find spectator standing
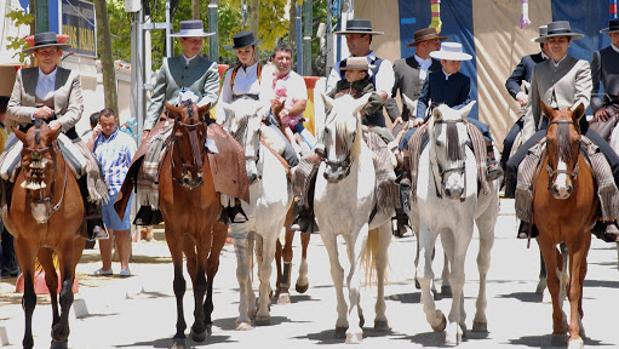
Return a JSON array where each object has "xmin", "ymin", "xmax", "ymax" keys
[{"xmin": 0, "ymin": 96, "xmax": 18, "ymax": 278}]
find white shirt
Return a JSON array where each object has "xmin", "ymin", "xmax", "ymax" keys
[
  {"xmin": 442, "ymin": 68, "xmax": 453, "ymax": 81},
  {"xmin": 552, "ymin": 55, "xmax": 568, "ymax": 68},
  {"xmin": 216, "ymin": 62, "xmax": 263, "ymax": 123},
  {"xmin": 183, "ymin": 54, "xmax": 197, "ymax": 65},
  {"xmin": 611, "ymin": 43, "xmax": 619, "ymax": 54},
  {"xmin": 414, "ymin": 55, "xmax": 432, "ymax": 80},
  {"xmin": 326, "ymin": 50, "xmax": 395, "ymax": 95},
  {"xmin": 35, "ymin": 68, "xmax": 57, "ymax": 101},
  {"xmin": 260, "ymin": 69, "xmax": 308, "ymax": 117}
]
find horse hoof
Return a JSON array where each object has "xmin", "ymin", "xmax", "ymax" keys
[
  {"xmin": 254, "ymin": 315, "xmax": 271, "ymax": 326},
  {"xmin": 190, "ymin": 328, "xmax": 207, "ymax": 342},
  {"xmin": 50, "ymin": 340, "xmax": 68, "ymax": 349},
  {"xmin": 441, "ymin": 285, "xmax": 452, "ymax": 298},
  {"xmin": 472, "ymin": 321, "xmax": 487, "ymax": 333},
  {"xmin": 431, "ymin": 311, "xmax": 447, "ymax": 333},
  {"xmin": 445, "ymin": 323, "xmax": 463, "ymax": 347},
  {"xmin": 374, "ymin": 320, "xmax": 390, "ymax": 332},
  {"xmin": 277, "ymin": 292, "xmax": 291, "ymax": 305},
  {"xmin": 345, "ymin": 331, "xmax": 363, "ymax": 344},
  {"xmin": 235, "ymin": 321, "xmax": 254, "ymax": 331},
  {"xmin": 170, "ymin": 338, "xmax": 186, "ymax": 349},
  {"xmin": 335, "ymin": 326, "xmax": 348, "ymax": 339},
  {"xmin": 295, "ymin": 282, "xmax": 309, "ymax": 294},
  {"xmin": 567, "ymin": 337, "xmax": 584, "ymax": 349},
  {"xmin": 551, "ymin": 334, "xmax": 567, "ymax": 346}
]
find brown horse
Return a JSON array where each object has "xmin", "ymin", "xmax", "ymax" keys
[
  {"xmin": 159, "ymin": 101, "xmax": 228, "ymax": 349},
  {"xmin": 533, "ymin": 102, "xmax": 597, "ymax": 349},
  {"xmin": 2, "ymin": 121, "xmax": 84, "ymax": 349},
  {"xmin": 274, "ymin": 207, "xmax": 311, "ymax": 303}
]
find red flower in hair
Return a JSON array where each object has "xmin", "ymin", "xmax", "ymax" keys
[
  {"xmin": 24, "ymin": 35, "xmax": 35, "ymax": 47},
  {"xmin": 57, "ymin": 34, "xmax": 70, "ymax": 44}
]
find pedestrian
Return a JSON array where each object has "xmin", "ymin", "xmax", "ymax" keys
[
  {"xmin": 0, "ymin": 95, "xmax": 19, "ymax": 278},
  {"xmin": 81, "ymin": 111, "xmax": 100, "ymax": 142},
  {"xmin": 89, "ymin": 108, "xmax": 137, "ymax": 277}
]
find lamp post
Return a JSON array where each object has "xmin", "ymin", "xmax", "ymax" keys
[
  {"xmin": 208, "ymin": 0, "xmax": 218, "ymax": 62},
  {"xmin": 35, "ymin": 0, "xmax": 49, "ymax": 32}
]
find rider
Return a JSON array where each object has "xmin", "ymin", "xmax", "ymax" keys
[
  {"xmin": 414, "ymin": 41, "xmax": 503, "ymax": 181},
  {"xmin": 506, "ymin": 20, "xmax": 619, "ymax": 242},
  {"xmin": 502, "ymin": 25, "xmax": 549, "ymax": 172},
  {"xmin": 589, "ymin": 18, "xmax": 619, "ymax": 141},
  {"xmin": 1, "ymin": 31, "xmax": 108, "ymax": 240}
]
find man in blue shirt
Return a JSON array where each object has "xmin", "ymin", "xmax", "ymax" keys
[{"xmin": 88, "ymin": 108, "xmax": 137, "ymax": 277}]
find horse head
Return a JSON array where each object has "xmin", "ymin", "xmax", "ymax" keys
[
  {"xmin": 320, "ymin": 93, "xmax": 370, "ymax": 183},
  {"xmin": 13, "ymin": 120, "xmax": 63, "ymax": 223},
  {"xmin": 428, "ymin": 102, "xmax": 475, "ymax": 200},
  {"xmin": 165, "ymin": 100, "xmax": 211, "ymax": 190},
  {"xmin": 542, "ymin": 101, "xmax": 584, "ymax": 200},
  {"xmin": 221, "ymin": 98, "xmax": 263, "ymax": 184}
]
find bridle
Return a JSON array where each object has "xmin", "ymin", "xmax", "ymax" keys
[
  {"xmin": 168, "ymin": 101, "xmax": 207, "ymax": 190},
  {"xmin": 430, "ymin": 118, "xmax": 468, "ymax": 201},
  {"xmin": 322, "ymin": 114, "xmax": 358, "ymax": 179},
  {"xmin": 544, "ymin": 119, "xmax": 581, "ymax": 190}
]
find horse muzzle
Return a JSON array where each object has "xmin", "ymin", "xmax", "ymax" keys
[
  {"xmin": 181, "ymin": 171, "xmax": 204, "ymax": 189},
  {"xmin": 550, "ymin": 182, "xmax": 573, "ymax": 200}
]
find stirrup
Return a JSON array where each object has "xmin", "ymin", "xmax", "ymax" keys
[{"xmin": 486, "ymin": 161, "xmax": 504, "ymax": 181}]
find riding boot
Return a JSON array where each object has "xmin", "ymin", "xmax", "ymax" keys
[
  {"xmin": 78, "ymin": 176, "xmax": 108, "ymax": 241},
  {"xmin": 486, "ymin": 142, "xmax": 503, "ymax": 181},
  {"xmin": 0, "ymin": 179, "xmax": 13, "ymax": 213},
  {"xmin": 395, "ymin": 173, "xmax": 411, "ymax": 230},
  {"xmin": 291, "ymin": 169, "xmax": 319, "ymax": 234},
  {"xmin": 227, "ymin": 199, "xmax": 248, "ymax": 224},
  {"xmin": 134, "ymin": 205, "xmax": 163, "ymax": 226},
  {"xmin": 517, "ymin": 221, "xmax": 539, "ymax": 239},
  {"xmin": 592, "ymin": 221, "xmax": 619, "ymax": 242}
]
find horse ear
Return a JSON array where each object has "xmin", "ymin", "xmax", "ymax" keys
[
  {"xmin": 321, "ymin": 93, "xmax": 334, "ymax": 110},
  {"xmin": 402, "ymin": 94, "xmax": 417, "ymax": 115},
  {"xmin": 353, "ymin": 93, "xmax": 372, "ymax": 115},
  {"xmin": 165, "ymin": 102, "xmax": 180, "ymax": 116},
  {"xmin": 540, "ymin": 101, "xmax": 555, "ymax": 120},
  {"xmin": 198, "ymin": 103, "xmax": 211, "ymax": 117},
  {"xmin": 432, "ymin": 105, "xmax": 443, "ymax": 120},
  {"xmin": 12, "ymin": 126, "xmax": 27, "ymax": 143},
  {"xmin": 459, "ymin": 101, "xmax": 476, "ymax": 119},
  {"xmin": 571, "ymin": 102, "xmax": 585, "ymax": 121}
]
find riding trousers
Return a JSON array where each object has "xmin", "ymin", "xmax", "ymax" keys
[
  {"xmin": 265, "ymin": 112, "xmax": 299, "ymax": 167},
  {"xmin": 398, "ymin": 117, "xmax": 493, "ymax": 151}
]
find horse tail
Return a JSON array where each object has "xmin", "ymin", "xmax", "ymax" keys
[{"xmin": 362, "ymin": 228, "xmax": 380, "ymax": 285}]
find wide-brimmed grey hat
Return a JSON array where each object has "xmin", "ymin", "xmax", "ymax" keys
[
  {"xmin": 340, "ymin": 57, "xmax": 375, "ymax": 71},
  {"xmin": 170, "ymin": 20, "xmax": 215, "ymax": 38},
  {"xmin": 23, "ymin": 32, "xmax": 71, "ymax": 53},
  {"xmin": 335, "ymin": 19, "xmax": 384, "ymax": 35},
  {"xmin": 429, "ymin": 42, "xmax": 472, "ymax": 61},
  {"xmin": 535, "ymin": 21, "xmax": 583, "ymax": 42},
  {"xmin": 601, "ymin": 18, "xmax": 619, "ymax": 34},
  {"xmin": 530, "ymin": 25, "xmax": 548, "ymax": 43}
]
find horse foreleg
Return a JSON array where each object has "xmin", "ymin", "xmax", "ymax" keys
[
  {"xmin": 204, "ymin": 222, "xmax": 227, "ymax": 331},
  {"xmin": 233, "ymin": 232, "xmax": 254, "ymax": 330},
  {"xmin": 51, "ymin": 242, "xmax": 78, "ymax": 347},
  {"xmin": 539, "ymin": 235, "xmax": 567, "ymax": 344},
  {"xmin": 440, "ymin": 250, "xmax": 452, "ymax": 297},
  {"xmin": 38, "ymin": 248, "xmax": 60, "ymax": 326},
  {"xmin": 14, "ymin": 239, "xmax": 37, "ymax": 349},
  {"xmin": 473, "ymin": 213, "xmax": 496, "ymax": 333},
  {"xmin": 343, "ymin": 224, "xmax": 369, "ymax": 344},
  {"xmin": 165, "ymin": 232, "xmax": 187, "ymax": 346},
  {"xmin": 373, "ymin": 224, "xmax": 391, "ymax": 332},
  {"xmin": 416, "ymin": 226, "xmax": 444, "ymax": 333},
  {"xmin": 444, "ymin": 228, "xmax": 470, "ymax": 346},
  {"xmin": 295, "ymin": 232, "xmax": 310, "ymax": 294},
  {"xmin": 566, "ymin": 235, "xmax": 590, "ymax": 349},
  {"xmin": 276, "ymin": 223, "xmax": 294, "ymax": 304},
  {"xmin": 187, "ymin": 235, "xmax": 208, "ymax": 342},
  {"xmin": 536, "ymin": 238, "xmax": 548, "ymax": 295},
  {"xmin": 255, "ymin": 233, "xmax": 276, "ymax": 325},
  {"xmin": 320, "ymin": 230, "xmax": 348, "ymax": 338}
]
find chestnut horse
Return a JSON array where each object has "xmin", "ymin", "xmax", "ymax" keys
[
  {"xmin": 533, "ymin": 102, "xmax": 597, "ymax": 349},
  {"xmin": 159, "ymin": 101, "xmax": 228, "ymax": 349},
  {"xmin": 2, "ymin": 121, "xmax": 84, "ymax": 349}
]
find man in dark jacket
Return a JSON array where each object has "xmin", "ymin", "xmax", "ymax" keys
[
  {"xmin": 589, "ymin": 18, "xmax": 619, "ymax": 142},
  {"xmin": 501, "ymin": 25, "xmax": 549, "ymax": 170}
]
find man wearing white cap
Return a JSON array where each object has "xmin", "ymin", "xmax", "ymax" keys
[
  {"xmin": 326, "ymin": 19, "xmax": 394, "ymax": 129},
  {"xmin": 415, "ymin": 41, "xmax": 503, "ymax": 180}
]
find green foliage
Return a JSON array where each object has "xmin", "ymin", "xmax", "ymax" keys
[{"xmin": 5, "ymin": 9, "xmax": 34, "ymax": 64}]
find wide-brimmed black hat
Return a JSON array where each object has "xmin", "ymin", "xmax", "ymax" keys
[
  {"xmin": 335, "ymin": 19, "xmax": 384, "ymax": 35},
  {"xmin": 601, "ymin": 18, "xmax": 619, "ymax": 34},
  {"xmin": 24, "ymin": 31, "xmax": 71, "ymax": 53},
  {"xmin": 407, "ymin": 27, "xmax": 448, "ymax": 47},
  {"xmin": 535, "ymin": 21, "xmax": 583, "ymax": 42},
  {"xmin": 231, "ymin": 32, "xmax": 260, "ymax": 49},
  {"xmin": 170, "ymin": 20, "xmax": 214, "ymax": 38}
]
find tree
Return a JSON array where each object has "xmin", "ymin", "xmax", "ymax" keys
[
  {"xmin": 94, "ymin": 0, "xmax": 118, "ymax": 116},
  {"xmin": 192, "ymin": 0, "xmax": 200, "ymax": 19}
]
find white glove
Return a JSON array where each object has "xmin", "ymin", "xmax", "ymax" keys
[{"xmin": 516, "ymin": 91, "xmax": 529, "ymax": 106}]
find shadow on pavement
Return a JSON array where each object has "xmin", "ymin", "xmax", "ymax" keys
[
  {"xmin": 584, "ymin": 279, "xmax": 619, "ymax": 288},
  {"xmin": 213, "ymin": 316, "xmax": 307, "ymax": 331},
  {"xmin": 508, "ymin": 334, "xmax": 612, "ymax": 348},
  {"xmin": 385, "ymin": 292, "xmax": 421, "ymax": 304},
  {"xmin": 292, "ymin": 326, "xmax": 394, "ymax": 345},
  {"xmin": 115, "ymin": 335, "xmax": 235, "ymax": 348},
  {"xmin": 497, "ymin": 291, "xmax": 543, "ymax": 303}
]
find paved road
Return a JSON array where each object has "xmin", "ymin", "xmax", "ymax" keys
[{"xmin": 1, "ymin": 199, "xmax": 618, "ymax": 348}]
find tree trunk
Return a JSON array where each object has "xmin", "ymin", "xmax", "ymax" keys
[
  {"xmin": 248, "ymin": 0, "xmax": 259, "ymax": 34},
  {"xmin": 94, "ymin": 0, "xmax": 118, "ymax": 119},
  {"xmin": 288, "ymin": 1, "xmax": 296, "ymax": 45},
  {"xmin": 192, "ymin": 0, "xmax": 200, "ymax": 19}
]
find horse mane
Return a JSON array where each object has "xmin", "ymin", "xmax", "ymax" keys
[
  {"xmin": 556, "ymin": 122, "xmax": 574, "ymax": 163},
  {"xmin": 331, "ymin": 96, "xmax": 361, "ymax": 161},
  {"xmin": 446, "ymin": 122, "xmax": 462, "ymax": 162}
]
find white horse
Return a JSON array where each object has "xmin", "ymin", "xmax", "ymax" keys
[
  {"xmin": 411, "ymin": 102, "xmax": 499, "ymax": 346},
  {"xmin": 314, "ymin": 94, "xmax": 393, "ymax": 344},
  {"xmin": 221, "ymin": 98, "xmax": 292, "ymax": 330}
]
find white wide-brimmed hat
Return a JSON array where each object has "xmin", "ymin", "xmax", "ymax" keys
[
  {"xmin": 429, "ymin": 42, "xmax": 472, "ymax": 61},
  {"xmin": 170, "ymin": 20, "xmax": 215, "ymax": 38}
]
